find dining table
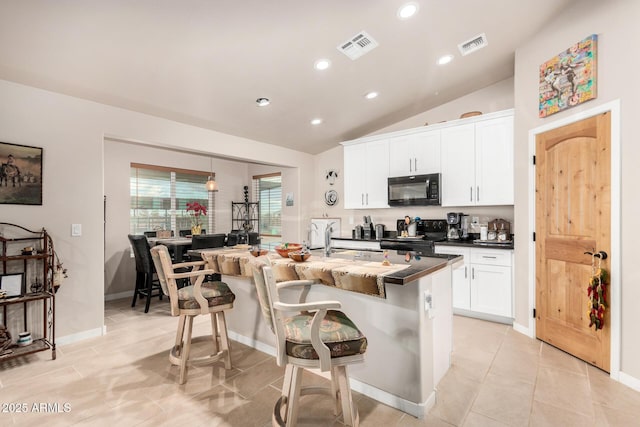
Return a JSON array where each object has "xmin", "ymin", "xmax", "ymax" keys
[{"xmin": 148, "ymin": 237, "xmax": 192, "ymax": 262}]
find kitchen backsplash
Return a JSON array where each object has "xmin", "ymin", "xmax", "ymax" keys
[{"xmin": 319, "ymin": 205, "xmax": 514, "ymax": 238}]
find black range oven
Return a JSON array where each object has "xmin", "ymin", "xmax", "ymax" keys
[{"xmin": 380, "ymin": 219, "xmax": 447, "ymax": 253}]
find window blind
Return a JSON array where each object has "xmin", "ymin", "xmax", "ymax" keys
[
  {"xmin": 130, "ymin": 164, "xmax": 214, "ymax": 235},
  {"xmin": 252, "ymin": 174, "xmax": 281, "ymax": 236}
]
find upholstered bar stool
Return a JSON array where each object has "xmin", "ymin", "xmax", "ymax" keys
[
  {"xmin": 250, "ymin": 256, "xmax": 367, "ymax": 426},
  {"xmin": 151, "ymin": 245, "xmax": 235, "ymax": 384}
]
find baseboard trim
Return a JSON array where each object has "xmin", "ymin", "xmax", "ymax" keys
[
  {"xmin": 228, "ymin": 328, "xmax": 432, "ymax": 418},
  {"xmin": 227, "ymin": 330, "xmax": 276, "ymax": 358},
  {"xmin": 104, "ymin": 291, "xmax": 134, "ymax": 301},
  {"xmin": 512, "ymin": 321, "xmax": 533, "ymax": 338},
  {"xmin": 56, "ymin": 326, "xmax": 106, "ymax": 346},
  {"xmin": 349, "ymin": 378, "xmax": 435, "ymax": 419},
  {"xmin": 619, "ymin": 371, "xmax": 640, "ymax": 392}
]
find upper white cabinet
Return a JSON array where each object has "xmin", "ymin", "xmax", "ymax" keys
[
  {"xmin": 343, "ymin": 139, "xmax": 389, "ymax": 209},
  {"xmin": 341, "ymin": 109, "xmax": 514, "ymax": 209},
  {"xmin": 441, "ymin": 113, "xmax": 514, "ymax": 207},
  {"xmin": 388, "ymin": 130, "xmax": 441, "ymax": 177}
]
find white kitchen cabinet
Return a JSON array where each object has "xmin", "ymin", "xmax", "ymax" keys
[
  {"xmin": 435, "ymin": 244, "xmax": 513, "ymax": 321},
  {"xmin": 441, "ymin": 113, "xmax": 514, "ymax": 207},
  {"xmin": 470, "ymin": 263, "xmax": 512, "ymax": 318},
  {"xmin": 433, "ymin": 246, "xmax": 471, "ymax": 310},
  {"xmin": 388, "ymin": 130, "xmax": 441, "ymax": 177},
  {"xmin": 343, "ymin": 139, "xmax": 389, "ymax": 209},
  {"xmin": 440, "ymin": 124, "xmax": 475, "ymax": 206}
]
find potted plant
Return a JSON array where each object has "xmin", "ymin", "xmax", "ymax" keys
[{"xmin": 186, "ymin": 201, "xmax": 207, "ymax": 235}]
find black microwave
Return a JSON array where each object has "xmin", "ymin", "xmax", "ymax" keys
[{"xmin": 387, "ymin": 173, "xmax": 441, "ymax": 206}]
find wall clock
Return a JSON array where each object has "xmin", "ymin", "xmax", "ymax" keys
[{"xmin": 324, "ymin": 189, "xmax": 338, "ymax": 206}]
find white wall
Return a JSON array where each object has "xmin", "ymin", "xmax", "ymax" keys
[
  {"xmin": 513, "ymin": 0, "xmax": 640, "ymax": 379},
  {"xmin": 312, "ymin": 79, "xmax": 516, "ymax": 238},
  {"xmin": 0, "ymin": 79, "xmax": 314, "ymax": 341},
  {"xmin": 369, "ymin": 78, "xmax": 514, "ymax": 135},
  {"xmin": 246, "ymin": 163, "xmax": 305, "ymax": 244},
  {"xmin": 104, "ymin": 139, "xmax": 252, "ymax": 297}
]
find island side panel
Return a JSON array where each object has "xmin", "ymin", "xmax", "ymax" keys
[{"xmin": 219, "ymin": 265, "xmax": 453, "ymax": 418}]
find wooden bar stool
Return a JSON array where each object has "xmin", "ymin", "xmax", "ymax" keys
[
  {"xmin": 151, "ymin": 245, "xmax": 235, "ymax": 384},
  {"xmin": 251, "ymin": 256, "xmax": 367, "ymax": 426}
]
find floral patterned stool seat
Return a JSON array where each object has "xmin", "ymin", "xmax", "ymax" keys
[
  {"xmin": 151, "ymin": 245, "xmax": 235, "ymax": 385},
  {"xmin": 251, "ymin": 256, "xmax": 367, "ymax": 427}
]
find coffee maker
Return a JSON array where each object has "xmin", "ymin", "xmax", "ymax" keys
[{"xmin": 446, "ymin": 212, "xmax": 464, "ymax": 240}]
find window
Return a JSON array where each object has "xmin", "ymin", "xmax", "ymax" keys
[
  {"xmin": 252, "ymin": 173, "xmax": 281, "ymax": 236},
  {"xmin": 130, "ymin": 163, "xmax": 214, "ymax": 235}
]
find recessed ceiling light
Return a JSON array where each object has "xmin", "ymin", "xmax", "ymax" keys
[
  {"xmin": 398, "ymin": 2, "xmax": 419, "ymax": 19},
  {"xmin": 365, "ymin": 91, "xmax": 379, "ymax": 100},
  {"xmin": 310, "ymin": 118, "xmax": 323, "ymax": 125},
  {"xmin": 437, "ymin": 54, "xmax": 454, "ymax": 65},
  {"xmin": 314, "ymin": 59, "xmax": 331, "ymax": 71},
  {"xmin": 256, "ymin": 97, "xmax": 270, "ymax": 107}
]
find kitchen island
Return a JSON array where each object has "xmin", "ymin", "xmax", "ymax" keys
[{"xmin": 190, "ymin": 247, "xmax": 462, "ymax": 418}]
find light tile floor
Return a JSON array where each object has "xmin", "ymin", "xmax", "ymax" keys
[{"xmin": 1, "ymin": 298, "xmax": 639, "ymax": 426}]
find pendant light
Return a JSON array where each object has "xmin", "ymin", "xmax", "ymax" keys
[{"xmin": 205, "ymin": 157, "xmax": 218, "ymax": 192}]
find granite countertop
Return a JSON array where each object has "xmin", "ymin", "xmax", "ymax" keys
[
  {"xmin": 191, "ymin": 247, "xmax": 461, "ymax": 289},
  {"xmin": 309, "ymin": 248, "xmax": 462, "ymax": 285},
  {"xmin": 435, "ymin": 239, "xmax": 514, "ymax": 250}
]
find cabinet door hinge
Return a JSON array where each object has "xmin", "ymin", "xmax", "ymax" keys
[
  {"xmin": 533, "ymin": 308, "xmax": 537, "ymax": 318},
  {"xmin": 533, "ymin": 232, "xmax": 536, "ymax": 242},
  {"xmin": 532, "ymin": 155, "xmax": 536, "ymax": 165}
]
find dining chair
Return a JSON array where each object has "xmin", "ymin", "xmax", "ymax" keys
[
  {"xmin": 250, "ymin": 256, "xmax": 367, "ymax": 426},
  {"xmin": 191, "ymin": 233, "xmax": 227, "ymax": 250},
  {"xmin": 247, "ymin": 232, "xmax": 261, "ymax": 245},
  {"xmin": 226, "ymin": 230, "xmax": 240, "ymax": 246},
  {"xmin": 128, "ymin": 234, "xmax": 163, "ymax": 313},
  {"xmin": 191, "ymin": 233, "xmax": 227, "ymax": 281},
  {"xmin": 150, "ymin": 245, "xmax": 235, "ymax": 384}
]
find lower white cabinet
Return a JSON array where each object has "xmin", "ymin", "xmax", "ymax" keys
[{"xmin": 435, "ymin": 245, "xmax": 513, "ymax": 320}]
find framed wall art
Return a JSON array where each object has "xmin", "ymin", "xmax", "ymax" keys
[
  {"xmin": 539, "ymin": 34, "xmax": 597, "ymax": 118},
  {"xmin": 0, "ymin": 141, "xmax": 43, "ymax": 205},
  {"xmin": 0, "ymin": 273, "xmax": 25, "ymax": 298}
]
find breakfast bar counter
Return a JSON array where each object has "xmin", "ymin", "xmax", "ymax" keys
[{"xmin": 188, "ymin": 247, "xmax": 462, "ymax": 418}]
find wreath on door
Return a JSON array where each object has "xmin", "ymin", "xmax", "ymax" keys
[{"xmin": 586, "ymin": 253, "xmax": 608, "ymax": 330}]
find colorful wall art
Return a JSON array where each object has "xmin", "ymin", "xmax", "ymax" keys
[{"xmin": 539, "ymin": 34, "xmax": 597, "ymax": 118}]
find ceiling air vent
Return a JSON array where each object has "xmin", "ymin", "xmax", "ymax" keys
[
  {"xmin": 458, "ymin": 33, "xmax": 488, "ymax": 56},
  {"xmin": 337, "ymin": 31, "xmax": 379, "ymax": 60}
]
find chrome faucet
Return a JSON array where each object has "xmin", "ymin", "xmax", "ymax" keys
[
  {"xmin": 308, "ymin": 222, "xmax": 318, "ymax": 247},
  {"xmin": 325, "ymin": 221, "xmax": 336, "ymax": 257}
]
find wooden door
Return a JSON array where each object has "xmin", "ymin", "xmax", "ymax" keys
[{"xmin": 535, "ymin": 112, "xmax": 611, "ymax": 371}]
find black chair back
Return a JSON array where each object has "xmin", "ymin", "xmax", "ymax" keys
[
  {"xmin": 226, "ymin": 231, "xmax": 239, "ymax": 246},
  {"xmin": 192, "ymin": 233, "xmax": 227, "ymax": 250},
  {"xmin": 128, "ymin": 234, "xmax": 155, "ymax": 274},
  {"xmin": 248, "ymin": 232, "xmax": 260, "ymax": 245}
]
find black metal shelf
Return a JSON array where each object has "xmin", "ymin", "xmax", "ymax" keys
[
  {"xmin": 0, "ymin": 223, "xmax": 56, "ymax": 361},
  {"xmin": 231, "ymin": 202, "xmax": 259, "ymax": 233}
]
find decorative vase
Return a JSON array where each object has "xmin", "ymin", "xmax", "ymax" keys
[{"xmin": 191, "ymin": 224, "xmax": 202, "ymax": 236}]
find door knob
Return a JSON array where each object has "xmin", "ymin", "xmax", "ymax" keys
[{"xmin": 584, "ymin": 250, "xmax": 608, "ymax": 260}]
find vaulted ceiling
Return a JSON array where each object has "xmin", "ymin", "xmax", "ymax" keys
[{"xmin": 0, "ymin": 0, "xmax": 575, "ymax": 154}]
